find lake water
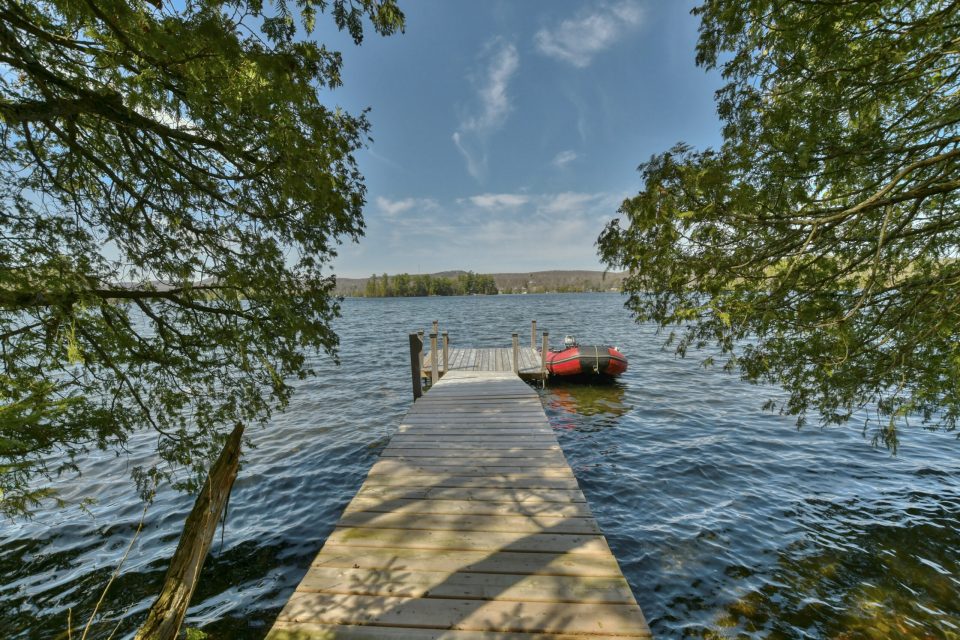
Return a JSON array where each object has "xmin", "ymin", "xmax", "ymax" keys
[{"xmin": 2, "ymin": 293, "xmax": 959, "ymax": 639}]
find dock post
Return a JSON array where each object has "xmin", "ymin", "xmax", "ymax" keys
[
  {"xmin": 540, "ymin": 331, "xmax": 549, "ymax": 387},
  {"xmin": 531, "ymin": 320, "xmax": 537, "ymax": 348},
  {"xmin": 408, "ymin": 333, "xmax": 422, "ymax": 400},
  {"xmin": 442, "ymin": 331, "xmax": 449, "ymax": 378},
  {"xmin": 430, "ymin": 332, "xmax": 439, "ymax": 386},
  {"xmin": 512, "ymin": 333, "xmax": 520, "ymax": 373},
  {"xmin": 432, "ymin": 320, "xmax": 439, "ymax": 335},
  {"xmin": 417, "ymin": 330, "xmax": 424, "ymax": 371}
]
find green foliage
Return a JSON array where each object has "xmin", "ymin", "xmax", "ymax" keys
[
  {"xmin": 351, "ymin": 271, "xmax": 499, "ymax": 297},
  {"xmin": 598, "ymin": 0, "xmax": 960, "ymax": 447},
  {"xmin": 0, "ymin": 0, "xmax": 403, "ymax": 517}
]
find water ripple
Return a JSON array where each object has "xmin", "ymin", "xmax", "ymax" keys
[{"xmin": 2, "ymin": 294, "xmax": 959, "ymax": 638}]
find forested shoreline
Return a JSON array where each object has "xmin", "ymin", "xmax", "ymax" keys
[
  {"xmin": 337, "ymin": 270, "xmax": 625, "ymax": 297},
  {"xmin": 354, "ymin": 272, "xmax": 498, "ymax": 297}
]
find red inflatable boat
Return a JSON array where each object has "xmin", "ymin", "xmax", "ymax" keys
[{"xmin": 545, "ymin": 337, "xmax": 628, "ymax": 378}]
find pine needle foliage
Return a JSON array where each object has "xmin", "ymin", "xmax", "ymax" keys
[
  {"xmin": 0, "ymin": 0, "xmax": 404, "ymax": 517},
  {"xmin": 598, "ymin": 1, "xmax": 960, "ymax": 448}
]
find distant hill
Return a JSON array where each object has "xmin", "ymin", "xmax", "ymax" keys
[{"xmin": 335, "ymin": 270, "xmax": 626, "ymax": 296}]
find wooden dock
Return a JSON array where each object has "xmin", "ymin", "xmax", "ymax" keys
[
  {"xmin": 267, "ymin": 364, "xmax": 650, "ymax": 638},
  {"xmin": 421, "ymin": 347, "xmax": 544, "ymax": 379},
  {"xmin": 415, "ymin": 321, "xmax": 552, "ymax": 387}
]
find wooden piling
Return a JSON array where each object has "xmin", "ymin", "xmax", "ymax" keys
[
  {"xmin": 512, "ymin": 333, "xmax": 520, "ymax": 373},
  {"xmin": 408, "ymin": 333, "xmax": 422, "ymax": 400},
  {"xmin": 430, "ymin": 332, "xmax": 439, "ymax": 386},
  {"xmin": 418, "ymin": 329, "xmax": 425, "ymax": 371},
  {"xmin": 541, "ymin": 331, "xmax": 549, "ymax": 385},
  {"xmin": 531, "ymin": 320, "xmax": 537, "ymax": 348},
  {"xmin": 442, "ymin": 332, "xmax": 449, "ymax": 378}
]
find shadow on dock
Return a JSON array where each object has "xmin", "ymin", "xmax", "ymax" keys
[{"xmin": 266, "ymin": 366, "xmax": 649, "ymax": 638}]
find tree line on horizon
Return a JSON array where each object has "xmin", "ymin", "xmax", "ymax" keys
[
  {"xmin": 359, "ymin": 271, "xmax": 498, "ymax": 297},
  {"xmin": 340, "ymin": 271, "xmax": 623, "ymax": 297}
]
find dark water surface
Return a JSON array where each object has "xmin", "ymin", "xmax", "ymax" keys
[{"xmin": 2, "ymin": 294, "xmax": 959, "ymax": 639}]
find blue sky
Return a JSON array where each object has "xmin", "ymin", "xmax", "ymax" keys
[{"xmin": 321, "ymin": 1, "xmax": 723, "ymax": 277}]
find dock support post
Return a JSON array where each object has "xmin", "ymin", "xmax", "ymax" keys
[
  {"xmin": 540, "ymin": 331, "xmax": 549, "ymax": 387},
  {"xmin": 512, "ymin": 333, "xmax": 519, "ymax": 373},
  {"xmin": 432, "ymin": 320, "xmax": 439, "ymax": 335},
  {"xmin": 430, "ymin": 332, "xmax": 439, "ymax": 386},
  {"xmin": 531, "ymin": 320, "xmax": 537, "ymax": 348},
  {"xmin": 408, "ymin": 333, "xmax": 422, "ymax": 400},
  {"xmin": 418, "ymin": 330, "xmax": 424, "ymax": 371},
  {"xmin": 442, "ymin": 331, "xmax": 449, "ymax": 378}
]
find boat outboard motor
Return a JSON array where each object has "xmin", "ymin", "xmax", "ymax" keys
[{"xmin": 563, "ymin": 335, "xmax": 578, "ymax": 349}]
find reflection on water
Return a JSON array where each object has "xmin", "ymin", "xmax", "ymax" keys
[
  {"xmin": 1, "ymin": 294, "xmax": 959, "ymax": 639},
  {"xmin": 711, "ymin": 491, "xmax": 960, "ymax": 639},
  {"xmin": 539, "ymin": 334, "xmax": 960, "ymax": 639},
  {"xmin": 545, "ymin": 380, "xmax": 630, "ymax": 419},
  {"xmin": 717, "ymin": 494, "xmax": 960, "ymax": 638}
]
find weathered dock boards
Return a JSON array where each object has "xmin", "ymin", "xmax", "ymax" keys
[
  {"xmin": 267, "ymin": 370, "xmax": 650, "ymax": 639},
  {"xmin": 422, "ymin": 347, "xmax": 543, "ymax": 379}
]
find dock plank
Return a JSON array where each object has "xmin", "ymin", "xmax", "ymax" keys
[
  {"xmin": 395, "ymin": 429, "xmax": 556, "ymax": 437},
  {"xmin": 355, "ymin": 485, "xmax": 587, "ymax": 502},
  {"xmin": 277, "ymin": 593, "xmax": 649, "ymax": 635},
  {"xmin": 268, "ymin": 370, "xmax": 649, "ymax": 639},
  {"xmin": 336, "ymin": 512, "xmax": 600, "ymax": 534},
  {"xmin": 361, "ymin": 474, "xmax": 579, "ymax": 488},
  {"xmin": 344, "ymin": 496, "xmax": 592, "ymax": 518},
  {"xmin": 368, "ymin": 461, "xmax": 574, "ymax": 476},
  {"xmin": 384, "ymin": 440, "xmax": 560, "ymax": 449},
  {"xmin": 293, "ymin": 566, "xmax": 632, "ymax": 602},
  {"xmin": 268, "ymin": 622, "xmax": 641, "ymax": 640},
  {"xmin": 401, "ymin": 416, "xmax": 550, "ymax": 423},
  {"xmin": 385, "ymin": 440, "xmax": 559, "ymax": 449},
  {"xmin": 312, "ymin": 546, "xmax": 625, "ymax": 577}
]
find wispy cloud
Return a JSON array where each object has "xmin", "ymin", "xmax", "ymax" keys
[
  {"xmin": 450, "ymin": 191, "xmax": 623, "ymax": 270},
  {"xmin": 539, "ymin": 191, "xmax": 606, "ymax": 215},
  {"xmin": 551, "ymin": 150, "xmax": 578, "ymax": 168},
  {"xmin": 470, "ymin": 193, "xmax": 530, "ymax": 210},
  {"xmin": 534, "ymin": 1, "xmax": 643, "ymax": 68},
  {"xmin": 366, "ymin": 148, "xmax": 403, "ymax": 170},
  {"xmin": 375, "ymin": 196, "xmax": 438, "ymax": 218},
  {"xmin": 339, "ymin": 190, "xmax": 627, "ymax": 274},
  {"xmin": 453, "ymin": 38, "xmax": 520, "ymax": 181}
]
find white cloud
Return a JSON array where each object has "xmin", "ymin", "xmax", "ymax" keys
[
  {"xmin": 451, "ymin": 132, "xmax": 484, "ymax": 182},
  {"xmin": 551, "ymin": 150, "xmax": 578, "ymax": 168},
  {"xmin": 375, "ymin": 196, "xmax": 437, "ymax": 218},
  {"xmin": 538, "ymin": 192, "xmax": 611, "ymax": 216},
  {"xmin": 451, "ymin": 191, "xmax": 619, "ymax": 269},
  {"xmin": 463, "ymin": 41, "xmax": 519, "ymax": 134},
  {"xmin": 336, "ymin": 190, "xmax": 628, "ymax": 275},
  {"xmin": 470, "ymin": 193, "xmax": 530, "ymax": 210},
  {"xmin": 534, "ymin": 1, "xmax": 643, "ymax": 68},
  {"xmin": 453, "ymin": 38, "xmax": 520, "ymax": 181},
  {"xmin": 366, "ymin": 148, "xmax": 402, "ymax": 169}
]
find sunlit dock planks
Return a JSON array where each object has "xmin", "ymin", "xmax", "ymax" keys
[
  {"xmin": 267, "ymin": 370, "xmax": 650, "ymax": 639},
  {"xmin": 421, "ymin": 347, "xmax": 544, "ymax": 379},
  {"xmin": 414, "ymin": 320, "xmax": 552, "ymax": 387}
]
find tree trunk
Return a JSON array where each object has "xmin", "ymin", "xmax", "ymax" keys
[{"xmin": 135, "ymin": 423, "xmax": 244, "ymax": 640}]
